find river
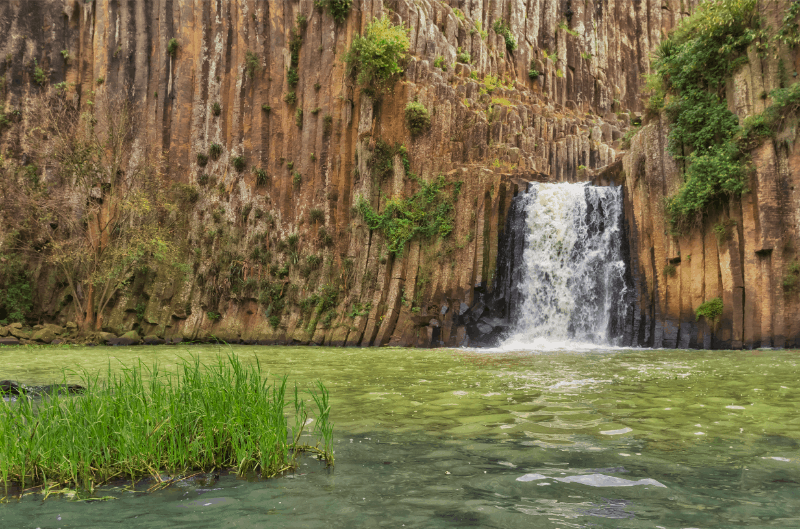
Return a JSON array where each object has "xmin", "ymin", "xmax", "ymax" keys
[{"xmin": 1, "ymin": 344, "xmax": 798, "ymax": 528}]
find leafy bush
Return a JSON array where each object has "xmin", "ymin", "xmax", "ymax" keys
[
  {"xmin": 323, "ymin": 114, "xmax": 333, "ymax": 134},
  {"xmin": 167, "ymin": 38, "xmax": 179, "ymax": 57},
  {"xmin": 434, "ymin": 56, "xmax": 448, "ymax": 71},
  {"xmin": 405, "ymin": 100, "xmax": 431, "ymax": 136},
  {"xmin": 295, "ymin": 108, "xmax": 303, "ymax": 128},
  {"xmin": 309, "ymin": 208, "xmax": 325, "ymax": 224},
  {"xmin": 212, "ymin": 102, "xmax": 222, "ymax": 116},
  {"xmin": 457, "ymin": 50, "xmax": 471, "ymax": 64},
  {"xmin": 493, "ymin": 20, "xmax": 517, "ymax": 52},
  {"xmin": 196, "ymin": 153, "xmax": 209, "ymax": 167},
  {"xmin": 528, "ymin": 62, "xmax": 540, "ymax": 80},
  {"xmin": 284, "ymin": 91, "xmax": 297, "ymax": 105},
  {"xmin": 318, "ymin": 0, "xmax": 352, "ymax": 23},
  {"xmin": 292, "ymin": 171, "xmax": 302, "ymax": 187},
  {"xmin": 344, "ymin": 15, "xmax": 410, "ymax": 94},
  {"xmin": 262, "ymin": 104, "xmax": 271, "ymax": 113},
  {"xmin": 287, "ymin": 67, "xmax": 299, "ymax": 87},
  {"xmin": 695, "ymin": 297, "xmax": 723, "ymax": 322},
  {"xmin": 663, "ymin": 263, "xmax": 677, "ymax": 277}
]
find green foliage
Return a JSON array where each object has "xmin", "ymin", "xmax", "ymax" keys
[
  {"xmin": 777, "ymin": 0, "xmax": 800, "ymax": 48},
  {"xmin": 287, "ymin": 161, "xmax": 294, "ymax": 170},
  {"xmin": 653, "ymin": 0, "xmax": 760, "ymax": 230},
  {"xmin": 344, "ymin": 15, "xmax": 410, "ymax": 94},
  {"xmin": 695, "ymin": 297, "xmax": 723, "ymax": 322},
  {"xmin": 287, "ymin": 67, "xmax": 299, "ymax": 87},
  {"xmin": 295, "ymin": 108, "xmax": 303, "ymax": 128},
  {"xmin": 173, "ymin": 183, "xmax": 200, "ymax": 204},
  {"xmin": 493, "ymin": 19, "xmax": 517, "ymax": 52},
  {"xmin": 262, "ymin": 104, "xmax": 271, "ymax": 113},
  {"xmin": 296, "ymin": 13, "xmax": 308, "ymax": 31},
  {"xmin": 434, "ymin": 56, "xmax": 448, "ymax": 71},
  {"xmin": 292, "ymin": 171, "xmax": 302, "ymax": 187},
  {"xmin": 369, "ymin": 140, "xmax": 411, "ymax": 181},
  {"xmin": 0, "ymin": 356, "xmax": 333, "ymax": 491},
  {"xmin": 289, "ymin": 27, "xmax": 303, "ymax": 68},
  {"xmin": 198, "ymin": 173, "xmax": 209, "ymax": 186},
  {"xmin": 783, "ymin": 260, "xmax": 800, "ymax": 292},
  {"xmin": 284, "ymin": 91, "xmax": 298, "ymax": 105},
  {"xmin": 0, "ymin": 252, "xmax": 33, "ymax": 324},
  {"xmin": 528, "ymin": 62, "xmax": 540, "ymax": 80},
  {"xmin": 318, "ymin": 0, "xmax": 352, "ymax": 23},
  {"xmin": 207, "ymin": 311, "xmax": 221, "ymax": 321},
  {"xmin": 311, "ymin": 107, "xmax": 321, "ymax": 115},
  {"xmin": 453, "ymin": 8, "xmax": 465, "ymax": 21},
  {"xmin": 323, "ymin": 114, "xmax": 333, "ymax": 134},
  {"xmin": 309, "ymin": 208, "xmax": 325, "ymax": 224},
  {"xmin": 209, "ymin": 143, "xmax": 223, "ymax": 160},
  {"xmin": 318, "ymin": 227, "xmax": 334, "ymax": 246},
  {"xmin": 32, "ymin": 59, "xmax": 47, "ymax": 86},
  {"xmin": 254, "ymin": 167, "xmax": 268, "ymax": 186},
  {"xmin": 269, "ymin": 314, "xmax": 281, "ymax": 328},
  {"xmin": 196, "ymin": 152, "xmax": 209, "ymax": 167},
  {"xmin": 167, "ymin": 38, "xmax": 179, "ymax": 57},
  {"xmin": 663, "ymin": 263, "xmax": 677, "ymax": 277},
  {"xmin": 306, "ymin": 255, "xmax": 322, "ymax": 270},
  {"xmin": 231, "ymin": 155, "xmax": 246, "ymax": 172},
  {"xmin": 557, "ymin": 21, "xmax": 579, "ymax": 38},
  {"xmin": 457, "ymin": 50, "xmax": 472, "ymax": 64},
  {"xmin": 347, "ymin": 302, "xmax": 371, "ymax": 318},
  {"xmin": 212, "ymin": 102, "xmax": 221, "ymax": 116},
  {"xmin": 580, "ymin": 51, "xmax": 592, "ymax": 60},
  {"xmin": 620, "ymin": 124, "xmax": 641, "ymax": 150},
  {"xmin": 134, "ymin": 302, "xmax": 146, "ymax": 322},
  {"xmin": 356, "ymin": 174, "xmax": 459, "ymax": 256},
  {"xmin": 405, "ymin": 100, "xmax": 431, "ymax": 136},
  {"xmin": 245, "ymin": 50, "xmax": 260, "ymax": 78}
]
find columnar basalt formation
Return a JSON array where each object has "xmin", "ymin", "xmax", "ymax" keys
[{"xmin": 5, "ymin": 0, "xmax": 796, "ymax": 349}]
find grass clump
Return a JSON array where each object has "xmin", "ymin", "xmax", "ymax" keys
[
  {"xmin": 528, "ymin": 62, "xmax": 540, "ymax": 80},
  {"xmin": 309, "ymin": 208, "xmax": 325, "ymax": 224},
  {"xmin": 167, "ymin": 38, "xmax": 179, "ymax": 57},
  {"xmin": 434, "ymin": 56, "xmax": 448, "ymax": 71},
  {"xmin": 323, "ymin": 114, "xmax": 333, "ymax": 134},
  {"xmin": 196, "ymin": 152, "xmax": 209, "ymax": 167},
  {"xmin": 262, "ymin": 104, "xmax": 271, "ymax": 113},
  {"xmin": 663, "ymin": 263, "xmax": 677, "ymax": 277},
  {"xmin": 284, "ymin": 91, "xmax": 298, "ymax": 105},
  {"xmin": 295, "ymin": 108, "xmax": 303, "ymax": 128},
  {"xmin": 356, "ymin": 174, "xmax": 460, "ymax": 256},
  {"xmin": 783, "ymin": 260, "xmax": 800, "ymax": 292},
  {"xmin": 209, "ymin": 143, "xmax": 223, "ymax": 160},
  {"xmin": 212, "ymin": 102, "xmax": 222, "ymax": 116},
  {"xmin": 0, "ymin": 356, "xmax": 334, "ymax": 493},
  {"xmin": 344, "ymin": 15, "xmax": 410, "ymax": 95},
  {"xmin": 254, "ymin": 167, "xmax": 268, "ymax": 186},
  {"xmin": 493, "ymin": 20, "xmax": 517, "ymax": 52},
  {"xmin": 695, "ymin": 297, "xmax": 723, "ymax": 322},
  {"xmin": 405, "ymin": 100, "xmax": 431, "ymax": 136}
]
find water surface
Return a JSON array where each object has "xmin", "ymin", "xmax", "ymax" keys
[{"xmin": 1, "ymin": 345, "xmax": 798, "ymax": 528}]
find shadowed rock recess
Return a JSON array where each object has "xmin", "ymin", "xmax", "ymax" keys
[{"xmin": 1, "ymin": 0, "xmax": 799, "ymax": 349}]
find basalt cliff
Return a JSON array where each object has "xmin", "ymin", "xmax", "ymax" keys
[{"xmin": 1, "ymin": 0, "xmax": 798, "ymax": 349}]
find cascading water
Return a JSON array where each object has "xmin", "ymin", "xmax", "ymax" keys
[
  {"xmin": 464, "ymin": 181, "xmax": 630, "ymax": 349},
  {"xmin": 501, "ymin": 182, "xmax": 628, "ymax": 347}
]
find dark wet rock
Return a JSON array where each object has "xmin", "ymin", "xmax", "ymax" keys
[
  {"xmin": 0, "ymin": 380, "xmax": 22, "ymax": 395},
  {"xmin": 143, "ymin": 335, "xmax": 166, "ymax": 345},
  {"xmin": 0, "ymin": 337, "xmax": 21, "ymax": 346}
]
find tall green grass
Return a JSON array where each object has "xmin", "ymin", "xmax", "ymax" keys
[{"xmin": 0, "ymin": 355, "xmax": 333, "ymax": 494}]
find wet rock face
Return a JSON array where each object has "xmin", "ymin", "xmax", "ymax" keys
[{"xmin": 0, "ymin": 1, "xmax": 692, "ymax": 347}]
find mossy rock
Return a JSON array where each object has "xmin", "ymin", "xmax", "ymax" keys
[
  {"xmin": 111, "ymin": 330, "xmax": 141, "ymax": 346},
  {"xmin": 32, "ymin": 328, "xmax": 57, "ymax": 344}
]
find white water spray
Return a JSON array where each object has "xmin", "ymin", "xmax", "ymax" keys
[{"xmin": 502, "ymin": 182, "xmax": 627, "ymax": 348}]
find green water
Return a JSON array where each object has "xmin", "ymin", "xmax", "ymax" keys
[{"xmin": 1, "ymin": 345, "xmax": 799, "ymax": 528}]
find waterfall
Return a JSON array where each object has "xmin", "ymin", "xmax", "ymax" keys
[{"xmin": 501, "ymin": 182, "xmax": 628, "ymax": 348}]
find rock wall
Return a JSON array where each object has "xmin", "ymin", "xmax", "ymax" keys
[
  {"xmin": 621, "ymin": 0, "xmax": 800, "ymax": 349},
  {"xmin": 1, "ymin": 0, "xmax": 695, "ymax": 346}
]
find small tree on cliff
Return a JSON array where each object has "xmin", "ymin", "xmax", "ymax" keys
[
  {"xmin": 3, "ymin": 90, "xmax": 180, "ymax": 331},
  {"xmin": 343, "ymin": 15, "xmax": 410, "ymax": 95}
]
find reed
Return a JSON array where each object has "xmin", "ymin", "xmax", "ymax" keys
[{"xmin": 0, "ymin": 355, "xmax": 333, "ymax": 494}]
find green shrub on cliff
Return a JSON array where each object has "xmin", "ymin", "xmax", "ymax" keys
[
  {"xmin": 695, "ymin": 297, "xmax": 723, "ymax": 322},
  {"xmin": 653, "ymin": 0, "xmax": 760, "ymax": 230},
  {"xmin": 317, "ymin": 0, "xmax": 352, "ymax": 23},
  {"xmin": 344, "ymin": 15, "xmax": 410, "ymax": 95},
  {"xmin": 493, "ymin": 19, "xmax": 517, "ymax": 52},
  {"xmin": 356, "ymin": 174, "xmax": 458, "ymax": 257},
  {"xmin": 405, "ymin": 100, "xmax": 431, "ymax": 136}
]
